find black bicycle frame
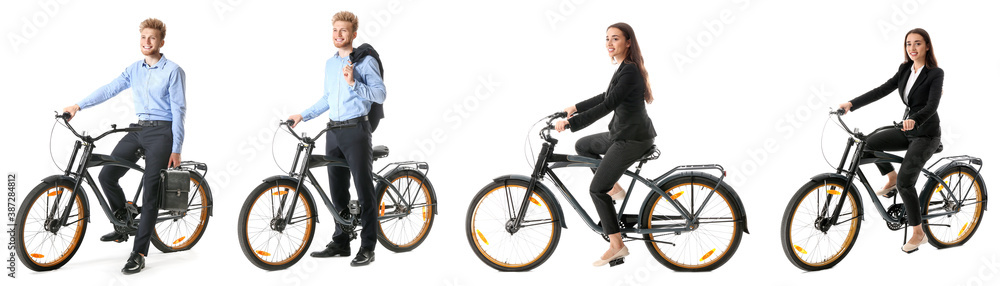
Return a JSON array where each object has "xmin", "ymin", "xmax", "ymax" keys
[
  {"xmin": 825, "ymin": 126, "xmax": 984, "ymax": 227},
  {"xmin": 275, "ymin": 125, "xmax": 433, "ymax": 230},
  {"xmin": 512, "ymin": 130, "xmax": 732, "ymax": 237},
  {"xmin": 51, "ymin": 134, "xmax": 200, "ymax": 232}
]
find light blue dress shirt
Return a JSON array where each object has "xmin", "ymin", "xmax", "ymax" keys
[
  {"xmin": 77, "ymin": 54, "xmax": 186, "ymax": 153},
  {"xmin": 301, "ymin": 52, "xmax": 386, "ymax": 122}
]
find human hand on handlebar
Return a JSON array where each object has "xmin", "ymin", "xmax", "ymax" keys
[
  {"xmin": 287, "ymin": 114, "xmax": 303, "ymax": 128},
  {"xmin": 836, "ymin": 102, "xmax": 852, "ymax": 114},
  {"xmin": 62, "ymin": 105, "xmax": 80, "ymax": 121},
  {"xmin": 554, "ymin": 120, "xmax": 569, "ymax": 132},
  {"xmin": 563, "ymin": 105, "xmax": 577, "ymax": 118},
  {"xmin": 900, "ymin": 119, "xmax": 915, "ymax": 131}
]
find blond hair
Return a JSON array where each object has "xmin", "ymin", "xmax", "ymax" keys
[
  {"xmin": 139, "ymin": 18, "xmax": 166, "ymax": 39},
  {"xmin": 332, "ymin": 11, "xmax": 358, "ymax": 33}
]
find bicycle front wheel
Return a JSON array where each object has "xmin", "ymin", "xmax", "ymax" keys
[
  {"xmin": 465, "ymin": 179, "xmax": 561, "ymax": 271},
  {"xmin": 377, "ymin": 169, "xmax": 436, "ymax": 252},
  {"xmin": 152, "ymin": 172, "xmax": 212, "ymax": 252},
  {"xmin": 15, "ymin": 180, "xmax": 89, "ymax": 271},
  {"xmin": 639, "ymin": 175, "xmax": 743, "ymax": 271},
  {"xmin": 921, "ymin": 164, "xmax": 986, "ymax": 248},
  {"xmin": 237, "ymin": 179, "xmax": 316, "ymax": 270},
  {"xmin": 780, "ymin": 177, "xmax": 861, "ymax": 271}
]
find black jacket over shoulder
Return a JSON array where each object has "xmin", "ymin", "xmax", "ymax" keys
[
  {"xmin": 568, "ymin": 62, "xmax": 656, "ymax": 141},
  {"xmin": 849, "ymin": 62, "xmax": 944, "ymax": 137}
]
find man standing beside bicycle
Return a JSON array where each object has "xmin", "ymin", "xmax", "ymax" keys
[
  {"xmin": 60, "ymin": 18, "xmax": 185, "ymax": 274},
  {"xmin": 287, "ymin": 11, "xmax": 386, "ymax": 267}
]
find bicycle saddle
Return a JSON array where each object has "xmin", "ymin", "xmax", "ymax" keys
[
  {"xmin": 639, "ymin": 145, "xmax": 660, "ymax": 161},
  {"xmin": 373, "ymin": 145, "xmax": 389, "ymax": 160}
]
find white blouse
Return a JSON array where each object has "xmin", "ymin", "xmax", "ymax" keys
[{"xmin": 903, "ymin": 64, "xmax": 924, "ymax": 104}]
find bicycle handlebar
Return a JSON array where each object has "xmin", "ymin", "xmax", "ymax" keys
[
  {"xmin": 828, "ymin": 108, "xmax": 909, "ymax": 141},
  {"xmin": 279, "ymin": 120, "xmax": 328, "ymax": 143},
  {"xmin": 54, "ymin": 111, "xmax": 141, "ymax": 142}
]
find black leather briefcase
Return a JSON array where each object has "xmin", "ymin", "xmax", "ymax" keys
[{"xmin": 160, "ymin": 169, "xmax": 190, "ymax": 212}]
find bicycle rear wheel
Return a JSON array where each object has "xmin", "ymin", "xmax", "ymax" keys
[
  {"xmin": 238, "ymin": 180, "xmax": 316, "ymax": 270},
  {"xmin": 780, "ymin": 177, "xmax": 861, "ymax": 271},
  {"xmin": 639, "ymin": 175, "xmax": 743, "ymax": 271},
  {"xmin": 15, "ymin": 180, "xmax": 88, "ymax": 271},
  {"xmin": 377, "ymin": 169, "xmax": 436, "ymax": 252},
  {"xmin": 465, "ymin": 179, "xmax": 561, "ymax": 271},
  {"xmin": 921, "ymin": 164, "xmax": 986, "ymax": 248},
  {"xmin": 152, "ymin": 172, "xmax": 212, "ymax": 252}
]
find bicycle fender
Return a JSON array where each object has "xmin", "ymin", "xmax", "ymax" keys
[
  {"xmin": 188, "ymin": 171, "xmax": 215, "ymax": 216},
  {"xmin": 809, "ymin": 173, "xmax": 865, "ymax": 219},
  {"xmin": 378, "ymin": 167, "xmax": 439, "ymax": 215},
  {"xmin": 654, "ymin": 171, "xmax": 750, "ymax": 234},
  {"xmin": 492, "ymin": 174, "xmax": 568, "ymax": 229},
  {"xmin": 40, "ymin": 175, "xmax": 91, "ymax": 223},
  {"xmin": 920, "ymin": 162, "xmax": 988, "ymax": 211},
  {"xmin": 261, "ymin": 175, "xmax": 321, "ymax": 223}
]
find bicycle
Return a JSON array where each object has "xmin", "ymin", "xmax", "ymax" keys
[
  {"xmin": 237, "ymin": 120, "xmax": 438, "ymax": 270},
  {"xmin": 464, "ymin": 112, "xmax": 750, "ymax": 271},
  {"xmin": 780, "ymin": 109, "xmax": 988, "ymax": 271},
  {"xmin": 15, "ymin": 112, "xmax": 214, "ymax": 271}
]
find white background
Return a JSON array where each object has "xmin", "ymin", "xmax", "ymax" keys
[{"xmin": 2, "ymin": 1, "xmax": 999, "ymax": 285}]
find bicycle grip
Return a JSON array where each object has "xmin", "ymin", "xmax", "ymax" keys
[
  {"xmin": 283, "ymin": 119, "xmax": 295, "ymax": 126},
  {"xmin": 552, "ymin": 111, "xmax": 568, "ymax": 118},
  {"xmin": 833, "ymin": 108, "xmax": 846, "ymax": 116},
  {"xmin": 59, "ymin": 112, "xmax": 71, "ymax": 119}
]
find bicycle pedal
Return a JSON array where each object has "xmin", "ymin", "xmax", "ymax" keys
[{"xmin": 609, "ymin": 257, "xmax": 625, "ymax": 267}]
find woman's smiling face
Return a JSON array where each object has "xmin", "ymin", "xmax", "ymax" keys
[{"xmin": 607, "ymin": 27, "xmax": 630, "ymax": 62}]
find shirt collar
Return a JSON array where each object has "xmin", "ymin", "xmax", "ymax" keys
[
  {"xmin": 142, "ymin": 53, "xmax": 168, "ymax": 69},
  {"xmin": 911, "ymin": 63, "xmax": 924, "ymax": 75}
]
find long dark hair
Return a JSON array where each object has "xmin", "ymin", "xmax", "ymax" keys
[
  {"xmin": 608, "ymin": 22, "xmax": 652, "ymax": 104},
  {"xmin": 903, "ymin": 28, "xmax": 938, "ymax": 69}
]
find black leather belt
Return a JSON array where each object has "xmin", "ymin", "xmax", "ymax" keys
[
  {"xmin": 328, "ymin": 116, "xmax": 367, "ymax": 128},
  {"xmin": 137, "ymin": 120, "xmax": 171, "ymax": 127}
]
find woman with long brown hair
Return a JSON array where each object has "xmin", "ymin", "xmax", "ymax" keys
[
  {"xmin": 554, "ymin": 22, "xmax": 656, "ymax": 266},
  {"xmin": 837, "ymin": 28, "xmax": 944, "ymax": 253}
]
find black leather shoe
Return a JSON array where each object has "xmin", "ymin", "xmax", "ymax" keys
[
  {"xmin": 350, "ymin": 248, "xmax": 375, "ymax": 266},
  {"xmin": 310, "ymin": 241, "xmax": 351, "ymax": 258},
  {"xmin": 122, "ymin": 251, "xmax": 145, "ymax": 274},
  {"xmin": 100, "ymin": 231, "xmax": 129, "ymax": 243}
]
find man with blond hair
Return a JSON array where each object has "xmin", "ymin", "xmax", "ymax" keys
[
  {"xmin": 62, "ymin": 18, "xmax": 186, "ymax": 274},
  {"xmin": 288, "ymin": 10, "xmax": 385, "ymax": 267}
]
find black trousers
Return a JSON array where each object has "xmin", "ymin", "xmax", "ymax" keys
[
  {"xmin": 575, "ymin": 132, "xmax": 654, "ymax": 235},
  {"xmin": 864, "ymin": 128, "xmax": 940, "ymax": 226},
  {"xmin": 98, "ymin": 123, "xmax": 172, "ymax": 256},
  {"xmin": 325, "ymin": 120, "xmax": 378, "ymax": 250}
]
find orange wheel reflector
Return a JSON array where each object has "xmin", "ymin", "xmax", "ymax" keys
[
  {"xmin": 421, "ymin": 207, "xmax": 427, "ymax": 221},
  {"xmin": 173, "ymin": 236, "xmax": 187, "ymax": 244},
  {"xmin": 699, "ymin": 249, "xmax": 716, "ymax": 261},
  {"xmin": 529, "ymin": 197, "xmax": 541, "ymax": 206},
  {"xmin": 379, "ymin": 202, "xmax": 386, "ymax": 216},
  {"xmin": 934, "ymin": 181, "xmax": 948, "ymax": 193},
  {"xmin": 476, "ymin": 229, "xmax": 489, "ymax": 245},
  {"xmin": 794, "ymin": 245, "xmax": 807, "ymax": 254},
  {"xmin": 959, "ymin": 222, "xmax": 969, "ymax": 236},
  {"xmin": 826, "ymin": 189, "xmax": 841, "ymax": 195},
  {"xmin": 47, "ymin": 190, "xmax": 63, "ymax": 196},
  {"xmin": 272, "ymin": 190, "xmax": 288, "ymax": 195},
  {"xmin": 669, "ymin": 191, "xmax": 684, "ymax": 201},
  {"xmin": 255, "ymin": 250, "xmax": 271, "ymax": 256},
  {"xmin": 30, "ymin": 253, "xmax": 45, "ymax": 258}
]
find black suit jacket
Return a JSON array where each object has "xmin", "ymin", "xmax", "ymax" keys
[
  {"xmin": 568, "ymin": 62, "xmax": 656, "ymax": 141},
  {"xmin": 849, "ymin": 62, "xmax": 944, "ymax": 137}
]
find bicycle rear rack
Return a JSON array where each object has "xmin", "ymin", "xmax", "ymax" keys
[{"xmin": 377, "ymin": 161, "xmax": 430, "ymax": 177}]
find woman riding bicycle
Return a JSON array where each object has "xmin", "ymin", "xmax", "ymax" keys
[
  {"xmin": 554, "ymin": 22, "xmax": 656, "ymax": 266},
  {"xmin": 837, "ymin": 28, "xmax": 944, "ymax": 254}
]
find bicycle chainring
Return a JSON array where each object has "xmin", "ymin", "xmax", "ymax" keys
[{"xmin": 886, "ymin": 203, "xmax": 906, "ymax": 231}]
